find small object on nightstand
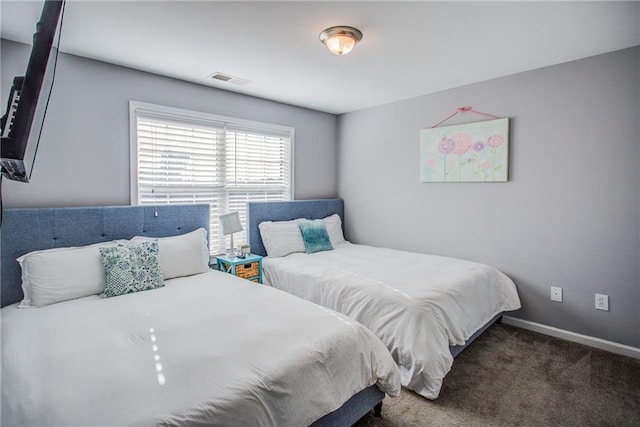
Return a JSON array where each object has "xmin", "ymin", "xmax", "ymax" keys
[
  {"xmin": 239, "ymin": 244, "xmax": 250, "ymax": 258},
  {"xmin": 215, "ymin": 253, "xmax": 263, "ymax": 283}
]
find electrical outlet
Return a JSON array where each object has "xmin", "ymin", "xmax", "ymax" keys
[
  {"xmin": 595, "ymin": 294, "xmax": 609, "ymax": 311},
  {"xmin": 550, "ymin": 286, "xmax": 562, "ymax": 302}
]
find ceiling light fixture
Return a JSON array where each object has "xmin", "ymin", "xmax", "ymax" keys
[{"xmin": 319, "ymin": 26, "xmax": 363, "ymax": 56}]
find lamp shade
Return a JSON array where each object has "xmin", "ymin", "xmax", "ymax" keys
[
  {"xmin": 327, "ymin": 35, "xmax": 355, "ymax": 55},
  {"xmin": 219, "ymin": 212, "xmax": 243, "ymax": 235}
]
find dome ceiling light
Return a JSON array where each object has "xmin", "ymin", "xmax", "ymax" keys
[{"xmin": 319, "ymin": 26, "xmax": 363, "ymax": 55}]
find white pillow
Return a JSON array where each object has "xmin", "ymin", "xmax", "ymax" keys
[
  {"xmin": 17, "ymin": 241, "xmax": 119, "ymax": 308},
  {"xmin": 258, "ymin": 215, "xmax": 346, "ymax": 257},
  {"xmin": 131, "ymin": 228, "xmax": 209, "ymax": 280},
  {"xmin": 258, "ymin": 219, "xmax": 306, "ymax": 258},
  {"xmin": 323, "ymin": 214, "xmax": 346, "ymax": 245}
]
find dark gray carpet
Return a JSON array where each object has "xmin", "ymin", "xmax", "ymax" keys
[{"xmin": 355, "ymin": 324, "xmax": 640, "ymax": 426}]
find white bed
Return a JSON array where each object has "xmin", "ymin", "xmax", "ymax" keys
[
  {"xmin": 263, "ymin": 243, "xmax": 520, "ymax": 399},
  {"xmin": 247, "ymin": 199, "xmax": 521, "ymax": 400},
  {"xmin": 1, "ymin": 204, "xmax": 401, "ymax": 427},
  {"xmin": 1, "ymin": 270, "xmax": 400, "ymax": 426}
]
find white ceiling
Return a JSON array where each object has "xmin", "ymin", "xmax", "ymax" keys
[{"xmin": 2, "ymin": 1, "xmax": 639, "ymax": 114}]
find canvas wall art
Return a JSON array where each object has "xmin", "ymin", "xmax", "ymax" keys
[{"xmin": 420, "ymin": 118, "xmax": 509, "ymax": 182}]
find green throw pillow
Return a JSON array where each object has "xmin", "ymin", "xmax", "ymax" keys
[
  {"xmin": 99, "ymin": 241, "xmax": 164, "ymax": 297},
  {"xmin": 298, "ymin": 220, "xmax": 334, "ymax": 254}
]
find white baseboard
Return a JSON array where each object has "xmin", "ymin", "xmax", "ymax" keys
[{"xmin": 502, "ymin": 316, "xmax": 640, "ymax": 360}]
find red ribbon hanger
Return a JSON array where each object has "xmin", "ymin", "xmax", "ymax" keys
[{"xmin": 430, "ymin": 106, "xmax": 502, "ymax": 128}]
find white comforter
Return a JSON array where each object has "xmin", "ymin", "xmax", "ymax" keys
[
  {"xmin": 1, "ymin": 270, "xmax": 400, "ymax": 426},
  {"xmin": 263, "ymin": 243, "xmax": 521, "ymax": 399}
]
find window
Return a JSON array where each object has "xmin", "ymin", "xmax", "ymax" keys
[{"xmin": 130, "ymin": 101, "xmax": 293, "ymax": 254}]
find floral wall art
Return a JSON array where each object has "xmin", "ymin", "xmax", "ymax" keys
[{"xmin": 420, "ymin": 118, "xmax": 509, "ymax": 182}]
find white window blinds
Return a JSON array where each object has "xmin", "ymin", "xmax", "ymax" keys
[{"xmin": 130, "ymin": 101, "xmax": 293, "ymax": 254}]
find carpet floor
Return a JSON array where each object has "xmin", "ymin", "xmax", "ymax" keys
[{"xmin": 354, "ymin": 323, "xmax": 640, "ymax": 427}]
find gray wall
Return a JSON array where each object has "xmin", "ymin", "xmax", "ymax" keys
[
  {"xmin": 1, "ymin": 39, "xmax": 338, "ymax": 208},
  {"xmin": 3, "ymin": 37, "xmax": 638, "ymax": 348},
  {"xmin": 338, "ymin": 47, "xmax": 640, "ymax": 348}
]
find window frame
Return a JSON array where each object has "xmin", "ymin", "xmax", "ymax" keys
[{"xmin": 129, "ymin": 100, "xmax": 295, "ymax": 253}]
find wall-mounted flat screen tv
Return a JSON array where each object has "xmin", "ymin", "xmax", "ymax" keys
[{"xmin": 0, "ymin": 0, "xmax": 64, "ymax": 183}]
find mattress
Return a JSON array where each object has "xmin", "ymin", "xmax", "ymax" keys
[
  {"xmin": 262, "ymin": 242, "xmax": 521, "ymax": 399},
  {"xmin": 1, "ymin": 270, "xmax": 401, "ymax": 426}
]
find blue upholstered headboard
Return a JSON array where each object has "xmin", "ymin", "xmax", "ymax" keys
[
  {"xmin": 247, "ymin": 199, "xmax": 344, "ymax": 257},
  {"xmin": 0, "ymin": 204, "xmax": 210, "ymax": 308}
]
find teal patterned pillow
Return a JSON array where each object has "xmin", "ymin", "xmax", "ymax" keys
[
  {"xmin": 298, "ymin": 220, "xmax": 334, "ymax": 254},
  {"xmin": 99, "ymin": 241, "xmax": 164, "ymax": 298}
]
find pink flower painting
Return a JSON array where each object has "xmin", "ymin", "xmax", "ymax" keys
[
  {"xmin": 438, "ymin": 137, "xmax": 455, "ymax": 154},
  {"xmin": 488, "ymin": 134, "xmax": 504, "ymax": 148},
  {"xmin": 452, "ymin": 133, "xmax": 473, "ymax": 155},
  {"xmin": 420, "ymin": 118, "xmax": 509, "ymax": 182}
]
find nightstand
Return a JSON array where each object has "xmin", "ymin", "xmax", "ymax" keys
[{"xmin": 215, "ymin": 254, "xmax": 263, "ymax": 283}]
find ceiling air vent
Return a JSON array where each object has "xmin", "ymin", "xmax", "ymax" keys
[{"xmin": 208, "ymin": 72, "xmax": 251, "ymax": 86}]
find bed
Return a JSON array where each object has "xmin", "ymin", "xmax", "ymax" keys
[
  {"xmin": 247, "ymin": 199, "xmax": 522, "ymax": 399},
  {"xmin": 0, "ymin": 204, "xmax": 401, "ymax": 426}
]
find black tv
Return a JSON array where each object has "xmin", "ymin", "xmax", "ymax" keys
[{"xmin": 0, "ymin": 0, "xmax": 64, "ymax": 183}]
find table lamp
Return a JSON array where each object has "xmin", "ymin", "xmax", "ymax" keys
[{"xmin": 219, "ymin": 212, "xmax": 243, "ymax": 256}]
